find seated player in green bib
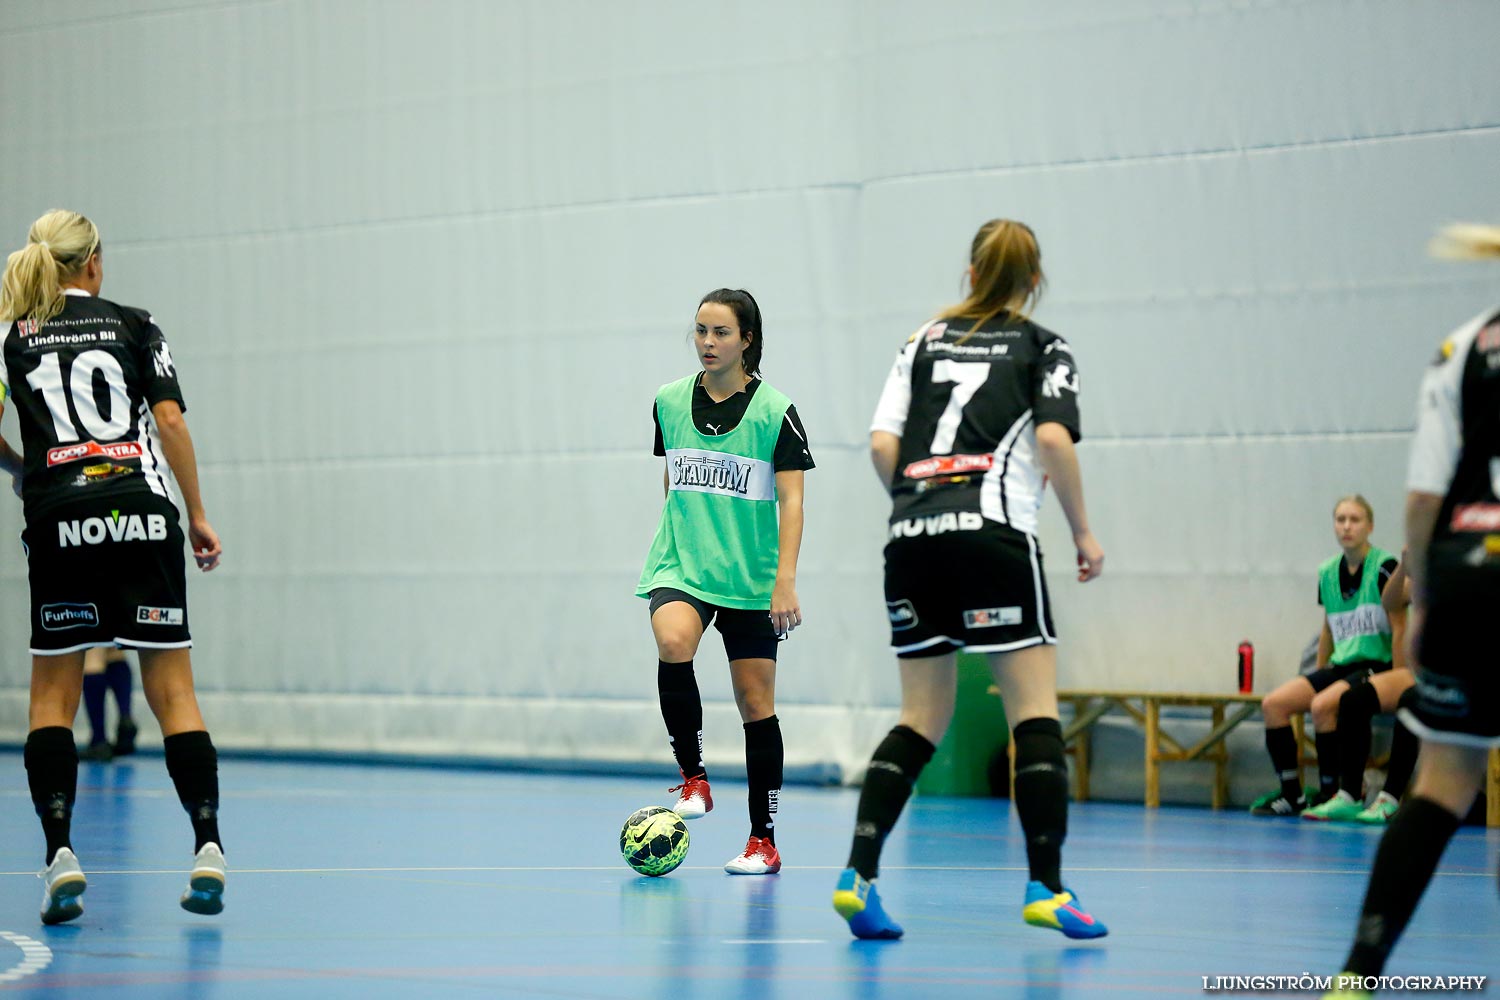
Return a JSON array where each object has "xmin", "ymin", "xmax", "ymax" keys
[
  {"xmin": 637, "ymin": 288, "xmax": 814, "ymax": 875},
  {"xmin": 1252, "ymin": 495, "xmax": 1399, "ymax": 817}
]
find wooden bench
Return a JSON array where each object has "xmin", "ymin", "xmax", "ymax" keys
[
  {"xmin": 1058, "ymin": 691, "xmax": 1262, "ymax": 809},
  {"xmin": 1055, "ymin": 689, "xmax": 1500, "ymax": 825}
]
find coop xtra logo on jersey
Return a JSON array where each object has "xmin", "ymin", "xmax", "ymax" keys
[
  {"xmin": 47, "ymin": 440, "xmax": 143, "ymax": 467},
  {"xmin": 57, "ymin": 509, "xmax": 169, "ymax": 547},
  {"xmin": 665, "ymin": 448, "xmax": 775, "ymax": 501}
]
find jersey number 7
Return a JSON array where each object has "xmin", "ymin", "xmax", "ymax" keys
[{"xmin": 928, "ymin": 360, "xmax": 990, "ymax": 453}]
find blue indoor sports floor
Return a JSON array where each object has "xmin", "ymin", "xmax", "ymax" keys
[{"xmin": 0, "ymin": 755, "xmax": 1494, "ymax": 998}]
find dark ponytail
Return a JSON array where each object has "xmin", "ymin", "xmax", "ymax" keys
[{"xmin": 699, "ymin": 288, "xmax": 764, "ymax": 376}]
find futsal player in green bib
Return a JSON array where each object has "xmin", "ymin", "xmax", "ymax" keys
[
  {"xmin": 1252, "ymin": 495, "xmax": 1399, "ymax": 817},
  {"xmin": 638, "ymin": 289, "xmax": 814, "ymax": 875}
]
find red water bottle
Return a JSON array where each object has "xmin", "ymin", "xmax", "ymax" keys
[{"xmin": 1237, "ymin": 640, "xmax": 1254, "ymax": 693}]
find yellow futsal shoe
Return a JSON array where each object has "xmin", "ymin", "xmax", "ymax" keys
[{"xmin": 1022, "ymin": 881, "xmax": 1108, "ymax": 939}]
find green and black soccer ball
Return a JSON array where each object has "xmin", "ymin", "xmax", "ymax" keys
[{"xmin": 620, "ymin": 806, "xmax": 690, "ymax": 876}]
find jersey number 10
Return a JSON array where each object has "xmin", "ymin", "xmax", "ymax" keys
[{"xmin": 25, "ymin": 351, "xmax": 132, "ymax": 442}]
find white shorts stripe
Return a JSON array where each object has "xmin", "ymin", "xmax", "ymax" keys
[
  {"xmin": 29, "ymin": 641, "xmax": 122, "ymax": 656},
  {"xmin": 114, "ymin": 637, "xmax": 194, "ymax": 650},
  {"xmin": 891, "ymin": 635, "xmax": 959, "ymax": 655},
  {"xmin": 963, "ymin": 636, "xmax": 1055, "ymax": 653},
  {"xmin": 1026, "ymin": 532, "xmax": 1055, "ymax": 642},
  {"xmin": 1397, "ymin": 707, "xmax": 1500, "ymax": 749}
]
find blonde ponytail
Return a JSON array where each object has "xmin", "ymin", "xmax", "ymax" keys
[
  {"xmin": 1429, "ymin": 223, "xmax": 1500, "ymax": 261},
  {"xmin": 0, "ymin": 209, "xmax": 101, "ymax": 326}
]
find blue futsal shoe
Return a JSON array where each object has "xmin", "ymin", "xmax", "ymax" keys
[
  {"xmin": 1022, "ymin": 880, "xmax": 1108, "ymax": 939},
  {"xmin": 833, "ymin": 868, "xmax": 903, "ymax": 939}
]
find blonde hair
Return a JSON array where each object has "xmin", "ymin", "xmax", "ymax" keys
[
  {"xmin": 0, "ymin": 210, "xmax": 101, "ymax": 327},
  {"xmin": 937, "ymin": 219, "xmax": 1045, "ymax": 335},
  {"xmin": 1429, "ymin": 223, "xmax": 1500, "ymax": 260},
  {"xmin": 1332, "ymin": 494, "xmax": 1374, "ymax": 524}
]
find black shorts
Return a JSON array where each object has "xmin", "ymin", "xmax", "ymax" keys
[
  {"xmin": 22, "ymin": 493, "xmax": 192, "ymax": 655},
  {"xmin": 648, "ymin": 588, "xmax": 781, "ymax": 663},
  {"xmin": 1305, "ymin": 659, "xmax": 1390, "ymax": 695},
  {"xmin": 1400, "ymin": 559, "xmax": 1500, "ymax": 747},
  {"xmin": 884, "ymin": 520, "xmax": 1054, "ymax": 658}
]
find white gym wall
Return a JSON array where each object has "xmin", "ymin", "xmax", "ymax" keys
[{"xmin": 1, "ymin": 0, "xmax": 1496, "ymax": 782}]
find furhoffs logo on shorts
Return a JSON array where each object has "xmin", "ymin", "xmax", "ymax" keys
[
  {"xmin": 41, "ymin": 603, "xmax": 100, "ymax": 631},
  {"xmin": 886, "ymin": 599, "xmax": 918, "ymax": 630},
  {"xmin": 137, "ymin": 606, "xmax": 184, "ymax": 626}
]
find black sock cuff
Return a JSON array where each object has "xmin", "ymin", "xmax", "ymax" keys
[
  {"xmin": 744, "ymin": 714, "xmax": 780, "ymax": 733},
  {"xmin": 1013, "ymin": 717, "xmax": 1067, "ymax": 775},
  {"xmin": 1013, "ymin": 716, "xmax": 1064, "ymax": 742},
  {"xmin": 25, "ymin": 726, "xmax": 77, "ymax": 763},
  {"xmin": 658, "ymin": 658, "xmax": 694, "ymax": 669},
  {"xmin": 1405, "ymin": 795, "xmax": 1464, "ymax": 833},
  {"xmin": 163, "ymin": 730, "xmax": 216, "ymax": 770},
  {"xmin": 880, "ymin": 725, "xmax": 936, "ymax": 773},
  {"xmin": 1339, "ymin": 681, "xmax": 1380, "ymax": 718},
  {"xmin": 1265, "ymin": 725, "xmax": 1296, "ymax": 749},
  {"xmin": 892, "ymin": 723, "xmax": 936, "ymax": 756}
]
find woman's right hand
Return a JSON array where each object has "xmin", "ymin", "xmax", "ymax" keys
[
  {"xmin": 189, "ymin": 516, "xmax": 223, "ymax": 571},
  {"xmin": 1075, "ymin": 530, "xmax": 1104, "ymax": 582}
]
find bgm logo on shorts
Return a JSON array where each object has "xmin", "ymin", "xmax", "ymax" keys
[
  {"xmin": 58, "ymin": 510, "xmax": 168, "ymax": 547},
  {"xmin": 40, "ymin": 603, "xmax": 100, "ymax": 631},
  {"xmin": 887, "ymin": 599, "xmax": 919, "ymax": 631},
  {"xmin": 136, "ymin": 606, "xmax": 184, "ymax": 626},
  {"xmin": 964, "ymin": 606, "xmax": 1022, "ymax": 628}
]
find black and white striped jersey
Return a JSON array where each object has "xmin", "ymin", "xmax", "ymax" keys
[
  {"xmin": 1408, "ymin": 305, "xmax": 1500, "ymax": 543},
  {"xmin": 0, "ymin": 290, "xmax": 185, "ymax": 515},
  {"xmin": 871, "ymin": 315, "xmax": 1080, "ymax": 536}
]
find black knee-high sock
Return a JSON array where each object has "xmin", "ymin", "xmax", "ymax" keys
[
  {"xmin": 1265, "ymin": 725, "xmax": 1304, "ymax": 804},
  {"xmin": 1315, "ymin": 730, "xmax": 1340, "ymax": 800},
  {"xmin": 163, "ymin": 731, "xmax": 221, "ymax": 852},
  {"xmin": 1012, "ymin": 717, "xmax": 1069, "ymax": 893},
  {"xmin": 25, "ymin": 727, "xmax": 78, "ymax": 864},
  {"xmin": 744, "ymin": 715, "xmax": 783, "ymax": 843},
  {"xmin": 82, "ymin": 674, "xmax": 109, "ymax": 745},
  {"xmin": 846, "ymin": 725, "xmax": 935, "ymax": 880},
  {"xmin": 104, "ymin": 659, "xmax": 133, "ymax": 720},
  {"xmin": 1338, "ymin": 683, "xmax": 1379, "ymax": 798},
  {"xmin": 657, "ymin": 660, "xmax": 705, "ymax": 778},
  {"xmin": 1383, "ymin": 718, "xmax": 1418, "ymax": 798},
  {"xmin": 1344, "ymin": 797, "xmax": 1460, "ymax": 976}
]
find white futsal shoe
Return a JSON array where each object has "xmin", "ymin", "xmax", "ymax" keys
[
  {"xmin": 180, "ymin": 842, "xmax": 226, "ymax": 915},
  {"xmin": 724, "ymin": 836, "xmax": 782, "ymax": 874},
  {"xmin": 669, "ymin": 772, "xmax": 713, "ymax": 820},
  {"xmin": 39, "ymin": 847, "xmax": 87, "ymax": 925}
]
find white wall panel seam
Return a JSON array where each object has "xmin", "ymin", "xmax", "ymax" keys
[
  {"xmin": 0, "ymin": 0, "xmax": 280, "ymax": 39},
  {"xmin": 858, "ymin": 124, "xmax": 1500, "ymax": 190}
]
